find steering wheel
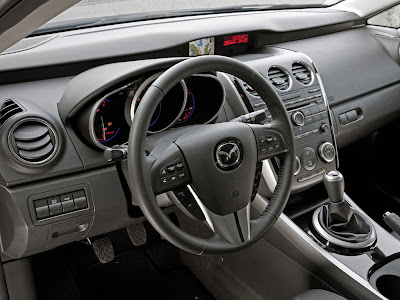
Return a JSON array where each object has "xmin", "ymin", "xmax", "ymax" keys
[{"xmin": 128, "ymin": 55, "xmax": 295, "ymax": 255}]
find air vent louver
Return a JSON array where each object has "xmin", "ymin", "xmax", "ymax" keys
[
  {"xmin": 267, "ymin": 67, "xmax": 290, "ymax": 91},
  {"xmin": 292, "ymin": 62, "xmax": 312, "ymax": 85},
  {"xmin": 9, "ymin": 119, "xmax": 58, "ymax": 165},
  {"xmin": 0, "ymin": 99, "xmax": 23, "ymax": 126}
]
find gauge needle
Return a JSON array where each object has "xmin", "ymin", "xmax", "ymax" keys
[{"xmin": 101, "ymin": 116, "xmax": 106, "ymax": 141}]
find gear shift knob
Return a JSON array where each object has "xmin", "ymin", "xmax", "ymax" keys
[{"xmin": 323, "ymin": 170, "xmax": 344, "ymax": 203}]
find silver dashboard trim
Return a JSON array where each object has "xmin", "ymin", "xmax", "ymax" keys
[
  {"xmin": 302, "ymin": 53, "xmax": 340, "ymax": 168},
  {"xmin": 89, "ymin": 83, "xmax": 133, "ymax": 150},
  {"xmin": 217, "ymin": 72, "xmax": 249, "ymax": 114},
  {"xmin": 129, "ymin": 72, "xmax": 188, "ymax": 134}
]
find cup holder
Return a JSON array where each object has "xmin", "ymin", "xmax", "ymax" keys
[
  {"xmin": 375, "ymin": 275, "xmax": 400, "ymax": 299},
  {"xmin": 369, "ymin": 258, "xmax": 400, "ymax": 300}
]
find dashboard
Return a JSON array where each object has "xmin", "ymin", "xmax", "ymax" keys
[{"xmin": 1, "ymin": 7, "xmax": 400, "ymax": 261}]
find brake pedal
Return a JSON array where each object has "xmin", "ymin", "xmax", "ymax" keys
[
  {"xmin": 91, "ymin": 237, "xmax": 114, "ymax": 264},
  {"xmin": 126, "ymin": 223, "xmax": 147, "ymax": 246}
]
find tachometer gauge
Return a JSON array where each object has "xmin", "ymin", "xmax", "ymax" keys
[
  {"xmin": 90, "ymin": 87, "xmax": 131, "ymax": 148},
  {"xmin": 130, "ymin": 73, "xmax": 187, "ymax": 133}
]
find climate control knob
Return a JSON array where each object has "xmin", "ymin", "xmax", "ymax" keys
[
  {"xmin": 318, "ymin": 142, "xmax": 336, "ymax": 163},
  {"xmin": 291, "ymin": 111, "xmax": 305, "ymax": 126}
]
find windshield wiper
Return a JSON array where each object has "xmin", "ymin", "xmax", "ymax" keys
[{"xmin": 31, "ymin": 3, "xmax": 322, "ymax": 36}]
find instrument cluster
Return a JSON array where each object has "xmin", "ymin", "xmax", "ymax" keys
[{"xmin": 87, "ymin": 73, "xmax": 225, "ymax": 149}]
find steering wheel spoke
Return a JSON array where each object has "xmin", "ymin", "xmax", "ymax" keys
[
  {"xmin": 249, "ymin": 123, "xmax": 289, "ymax": 161},
  {"xmin": 187, "ymin": 185, "xmax": 251, "ymax": 245}
]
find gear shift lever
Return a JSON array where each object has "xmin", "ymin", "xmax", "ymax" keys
[
  {"xmin": 323, "ymin": 171, "xmax": 344, "ymax": 203},
  {"xmin": 311, "ymin": 170, "xmax": 376, "ymax": 250}
]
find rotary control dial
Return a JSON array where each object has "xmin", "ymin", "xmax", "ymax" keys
[{"xmin": 318, "ymin": 142, "xmax": 335, "ymax": 163}]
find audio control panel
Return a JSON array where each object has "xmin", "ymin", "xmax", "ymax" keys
[{"xmin": 235, "ymin": 79, "xmax": 337, "ymax": 192}]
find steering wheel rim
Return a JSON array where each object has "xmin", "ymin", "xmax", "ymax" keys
[{"xmin": 128, "ymin": 55, "xmax": 295, "ymax": 255}]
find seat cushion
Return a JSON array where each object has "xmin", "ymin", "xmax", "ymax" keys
[{"xmin": 292, "ymin": 289, "xmax": 347, "ymax": 300}]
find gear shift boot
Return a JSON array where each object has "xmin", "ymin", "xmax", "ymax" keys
[
  {"xmin": 320, "ymin": 201, "xmax": 373, "ymax": 243},
  {"xmin": 311, "ymin": 171, "xmax": 376, "ymax": 251}
]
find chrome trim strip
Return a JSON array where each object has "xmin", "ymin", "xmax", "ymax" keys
[
  {"xmin": 302, "ymin": 53, "xmax": 340, "ymax": 168},
  {"xmin": 262, "ymin": 159, "xmax": 277, "ymax": 192}
]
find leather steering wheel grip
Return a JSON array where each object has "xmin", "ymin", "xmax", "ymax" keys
[{"xmin": 128, "ymin": 55, "xmax": 295, "ymax": 255}]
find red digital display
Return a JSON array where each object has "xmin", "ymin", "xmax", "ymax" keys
[{"xmin": 223, "ymin": 34, "xmax": 249, "ymax": 47}]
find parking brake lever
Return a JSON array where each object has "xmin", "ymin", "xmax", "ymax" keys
[{"xmin": 383, "ymin": 212, "xmax": 400, "ymax": 237}]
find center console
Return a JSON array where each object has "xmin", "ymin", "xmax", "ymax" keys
[
  {"xmin": 224, "ymin": 48, "xmax": 400, "ymax": 299},
  {"xmin": 233, "ymin": 54, "xmax": 337, "ymax": 192}
]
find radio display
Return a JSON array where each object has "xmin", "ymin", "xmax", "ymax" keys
[{"xmin": 223, "ymin": 34, "xmax": 249, "ymax": 47}]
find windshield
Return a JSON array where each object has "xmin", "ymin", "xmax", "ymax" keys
[{"xmin": 37, "ymin": 0, "xmax": 343, "ymax": 35}]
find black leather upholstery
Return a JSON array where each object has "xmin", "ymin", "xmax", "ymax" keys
[
  {"xmin": 292, "ymin": 289, "xmax": 347, "ymax": 300},
  {"xmin": 319, "ymin": 202, "xmax": 374, "ymax": 243}
]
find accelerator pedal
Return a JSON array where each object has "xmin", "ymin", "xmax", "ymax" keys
[
  {"xmin": 91, "ymin": 237, "xmax": 114, "ymax": 264},
  {"xmin": 126, "ymin": 223, "xmax": 147, "ymax": 246}
]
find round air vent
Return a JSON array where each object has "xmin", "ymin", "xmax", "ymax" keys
[
  {"xmin": 267, "ymin": 66, "xmax": 290, "ymax": 91},
  {"xmin": 292, "ymin": 62, "xmax": 313, "ymax": 85},
  {"xmin": 8, "ymin": 118, "xmax": 58, "ymax": 165}
]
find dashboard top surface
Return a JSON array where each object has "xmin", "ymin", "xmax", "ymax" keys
[{"xmin": 0, "ymin": 8, "xmax": 358, "ymax": 74}]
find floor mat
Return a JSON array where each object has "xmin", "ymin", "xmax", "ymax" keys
[
  {"xmin": 79, "ymin": 249, "xmax": 213, "ymax": 300},
  {"xmin": 31, "ymin": 225, "xmax": 214, "ymax": 300}
]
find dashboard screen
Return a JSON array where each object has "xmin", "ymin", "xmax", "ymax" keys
[
  {"xmin": 189, "ymin": 37, "xmax": 215, "ymax": 56},
  {"xmin": 223, "ymin": 34, "xmax": 249, "ymax": 47}
]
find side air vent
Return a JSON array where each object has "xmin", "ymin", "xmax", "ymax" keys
[
  {"xmin": 242, "ymin": 82, "xmax": 259, "ymax": 97},
  {"xmin": 0, "ymin": 99, "xmax": 24, "ymax": 126},
  {"xmin": 292, "ymin": 62, "xmax": 312, "ymax": 85},
  {"xmin": 267, "ymin": 66, "xmax": 290, "ymax": 91},
  {"xmin": 8, "ymin": 118, "xmax": 58, "ymax": 165}
]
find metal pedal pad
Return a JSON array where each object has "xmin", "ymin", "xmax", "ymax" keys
[
  {"xmin": 91, "ymin": 237, "xmax": 114, "ymax": 264},
  {"xmin": 126, "ymin": 223, "xmax": 147, "ymax": 246}
]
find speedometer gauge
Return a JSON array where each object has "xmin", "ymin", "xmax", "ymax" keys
[
  {"xmin": 130, "ymin": 73, "xmax": 187, "ymax": 133},
  {"xmin": 90, "ymin": 87, "xmax": 131, "ymax": 149}
]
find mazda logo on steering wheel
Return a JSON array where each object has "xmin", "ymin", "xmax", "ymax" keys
[{"xmin": 215, "ymin": 141, "xmax": 242, "ymax": 170}]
